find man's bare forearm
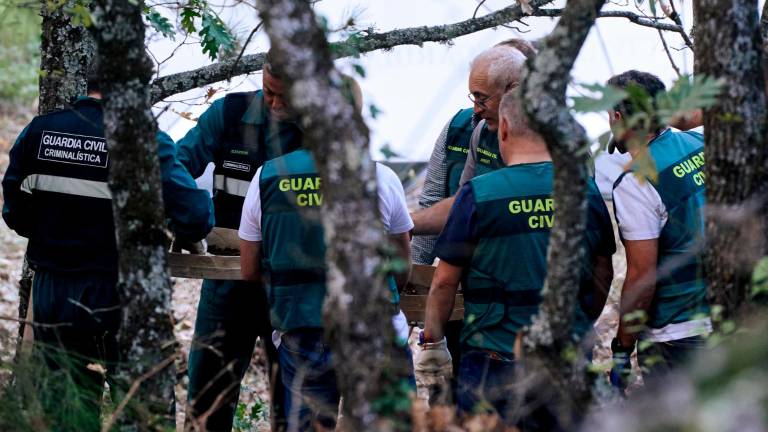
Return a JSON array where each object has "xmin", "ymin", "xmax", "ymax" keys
[
  {"xmin": 240, "ymin": 239, "xmax": 261, "ymax": 282},
  {"xmin": 423, "ymin": 263, "xmax": 461, "ymax": 341},
  {"xmin": 411, "ymin": 196, "xmax": 455, "ymax": 235},
  {"xmin": 618, "ymin": 265, "xmax": 657, "ymax": 346},
  {"xmin": 617, "ymin": 239, "xmax": 659, "ymax": 346}
]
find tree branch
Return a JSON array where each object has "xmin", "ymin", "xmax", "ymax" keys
[
  {"xmin": 534, "ymin": 8, "xmax": 686, "ymax": 34},
  {"xmin": 150, "ymin": 2, "xmax": 697, "ymax": 103},
  {"xmin": 150, "ymin": 0, "xmax": 557, "ymax": 102}
]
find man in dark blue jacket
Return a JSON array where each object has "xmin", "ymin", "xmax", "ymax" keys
[
  {"xmin": 176, "ymin": 51, "xmax": 301, "ymax": 431},
  {"xmin": 2, "ymin": 76, "xmax": 214, "ymax": 431}
]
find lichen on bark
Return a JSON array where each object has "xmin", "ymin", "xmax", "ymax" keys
[
  {"xmin": 694, "ymin": 0, "xmax": 767, "ymax": 323},
  {"xmin": 89, "ymin": 0, "xmax": 176, "ymax": 428},
  {"xmin": 38, "ymin": 0, "xmax": 94, "ymax": 114},
  {"xmin": 519, "ymin": 0, "xmax": 606, "ymax": 428}
]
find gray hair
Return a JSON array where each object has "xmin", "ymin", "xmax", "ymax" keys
[
  {"xmin": 498, "ymin": 89, "xmax": 533, "ymax": 134},
  {"xmin": 470, "ymin": 46, "xmax": 526, "ymax": 94}
]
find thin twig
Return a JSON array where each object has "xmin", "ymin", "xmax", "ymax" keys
[
  {"xmin": 228, "ymin": 21, "xmax": 263, "ymax": 81},
  {"xmin": 534, "ymin": 8, "xmax": 684, "ymax": 34},
  {"xmin": 472, "ymin": 0, "xmax": 487, "ymax": 19},
  {"xmin": 0, "ymin": 315, "xmax": 73, "ymax": 329},
  {"xmin": 101, "ymin": 352, "xmax": 180, "ymax": 432},
  {"xmin": 666, "ymin": 0, "xmax": 694, "ymax": 49},
  {"xmin": 658, "ymin": 29, "xmax": 681, "ymax": 77}
]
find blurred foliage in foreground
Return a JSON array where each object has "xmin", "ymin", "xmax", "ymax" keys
[{"xmin": 0, "ymin": 0, "xmax": 40, "ymax": 109}]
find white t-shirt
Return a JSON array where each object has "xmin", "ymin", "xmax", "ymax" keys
[
  {"xmin": 612, "ymin": 173, "xmax": 668, "ymax": 241},
  {"xmin": 239, "ymin": 162, "xmax": 413, "ymax": 240},
  {"xmin": 239, "ymin": 162, "xmax": 415, "ymax": 345}
]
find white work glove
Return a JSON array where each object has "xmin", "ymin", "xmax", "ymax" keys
[{"xmin": 414, "ymin": 336, "xmax": 453, "ymax": 402}]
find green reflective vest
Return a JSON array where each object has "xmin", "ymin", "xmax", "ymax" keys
[
  {"xmin": 618, "ymin": 130, "xmax": 708, "ymax": 328},
  {"xmin": 462, "ymin": 162, "xmax": 612, "ymax": 354},
  {"xmin": 443, "ymin": 109, "xmax": 504, "ymax": 196},
  {"xmin": 444, "ymin": 109, "xmax": 474, "ymax": 196},
  {"xmin": 259, "ymin": 149, "xmax": 400, "ymax": 332},
  {"xmin": 473, "ymin": 125, "xmax": 504, "ymax": 177}
]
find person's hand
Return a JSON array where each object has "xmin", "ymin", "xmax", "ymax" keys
[
  {"xmin": 414, "ymin": 336, "xmax": 453, "ymax": 387},
  {"xmin": 171, "ymin": 239, "xmax": 207, "ymax": 255},
  {"xmin": 609, "ymin": 337, "xmax": 634, "ymax": 395}
]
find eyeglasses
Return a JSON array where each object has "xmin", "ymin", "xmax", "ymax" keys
[
  {"xmin": 468, "ymin": 83, "xmax": 521, "ymax": 108},
  {"xmin": 468, "ymin": 92, "xmax": 496, "ymax": 109}
]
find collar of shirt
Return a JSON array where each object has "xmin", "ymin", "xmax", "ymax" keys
[
  {"xmin": 241, "ymin": 90, "xmax": 268, "ymax": 125},
  {"xmin": 72, "ymin": 96, "xmax": 102, "ymax": 107}
]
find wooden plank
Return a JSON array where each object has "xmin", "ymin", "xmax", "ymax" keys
[
  {"xmin": 400, "ymin": 294, "xmax": 463, "ymax": 323},
  {"xmin": 168, "ymin": 253, "xmax": 242, "ymax": 280},
  {"xmin": 408, "ymin": 264, "xmax": 436, "ymax": 289}
]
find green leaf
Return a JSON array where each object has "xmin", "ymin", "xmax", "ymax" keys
[
  {"xmin": 570, "ymin": 82, "xmax": 628, "ymax": 113},
  {"xmin": 352, "ymin": 63, "xmax": 366, "ymax": 78},
  {"xmin": 380, "ymin": 143, "xmax": 400, "ymax": 160},
  {"xmin": 751, "ymin": 256, "xmax": 768, "ymax": 299},
  {"xmin": 369, "ymin": 103, "xmax": 382, "ymax": 119},
  {"xmin": 632, "ymin": 147, "xmax": 659, "ymax": 183},
  {"xmin": 145, "ymin": 8, "xmax": 175, "ymax": 40},
  {"xmin": 656, "ymin": 74, "xmax": 724, "ymax": 125},
  {"xmin": 596, "ymin": 130, "xmax": 612, "ymax": 152},
  {"xmin": 199, "ymin": 11, "xmax": 235, "ymax": 60},
  {"xmin": 180, "ymin": 6, "xmax": 200, "ymax": 34},
  {"xmin": 67, "ymin": 3, "xmax": 92, "ymax": 27}
]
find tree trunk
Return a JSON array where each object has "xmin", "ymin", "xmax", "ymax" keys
[
  {"xmin": 89, "ymin": 0, "xmax": 176, "ymax": 429},
  {"xmin": 256, "ymin": 1, "xmax": 411, "ymax": 430},
  {"xmin": 694, "ymin": 0, "xmax": 767, "ymax": 323},
  {"xmin": 520, "ymin": 0, "xmax": 605, "ymax": 427},
  {"xmin": 39, "ymin": 0, "xmax": 94, "ymax": 114}
]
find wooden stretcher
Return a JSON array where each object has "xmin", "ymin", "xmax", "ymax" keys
[
  {"xmin": 169, "ymin": 229, "xmax": 464, "ymax": 322},
  {"xmin": 400, "ymin": 264, "xmax": 464, "ymax": 322},
  {"xmin": 168, "ymin": 227, "xmax": 242, "ymax": 279}
]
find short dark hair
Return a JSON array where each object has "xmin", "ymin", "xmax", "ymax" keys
[
  {"xmin": 263, "ymin": 48, "xmax": 284, "ymax": 80},
  {"xmin": 494, "ymin": 38, "xmax": 537, "ymax": 60},
  {"xmin": 607, "ymin": 70, "xmax": 666, "ymax": 117}
]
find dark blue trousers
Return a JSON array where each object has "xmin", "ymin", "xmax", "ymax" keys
[
  {"xmin": 32, "ymin": 269, "xmax": 120, "ymax": 432},
  {"xmin": 187, "ymin": 279, "xmax": 283, "ymax": 431}
]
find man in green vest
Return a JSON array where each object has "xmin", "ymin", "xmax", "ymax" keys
[
  {"xmin": 606, "ymin": 70, "xmax": 710, "ymax": 390},
  {"xmin": 177, "ymin": 50, "xmax": 300, "ymax": 431},
  {"xmin": 411, "ymin": 40, "xmax": 536, "ymax": 248},
  {"xmin": 237, "ymin": 78, "xmax": 414, "ymax": 431},
  {"xmin": 420, "ymin": 90, "xmax": 615, "ymax": 426},
  {"xmin": 410, "ymin": 40, "xmax": 535, "ymax": 401}
]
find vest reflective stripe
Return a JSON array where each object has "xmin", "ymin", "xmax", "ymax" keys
[
  {"xmin": 20, "ymin": 174, "xmax": 112, "ymax": 200},
  {"xmin": 213, "ymin": 174, "xmax": 251, "ymax": 197}
]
